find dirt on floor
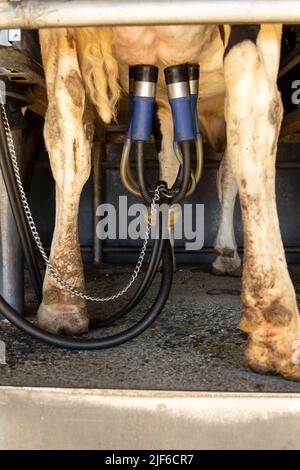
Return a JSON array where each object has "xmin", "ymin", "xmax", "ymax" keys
[{"xmin": 1, "ymin": 264, "xmax": 300, "ymax": 392}]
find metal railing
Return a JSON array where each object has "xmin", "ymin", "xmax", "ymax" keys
[{"xmin": 0, "ymin": 0, "xmax": 300, "ymax": 29}]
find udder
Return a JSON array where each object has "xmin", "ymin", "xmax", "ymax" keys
[{"xmin": 111, "ymin": 25, "xmax": 216, "ymax": 66}]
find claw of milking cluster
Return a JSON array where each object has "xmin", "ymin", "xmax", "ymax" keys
[{"xmin": 156, "ymin": 180, "xmax": 173, "ymax": 203}]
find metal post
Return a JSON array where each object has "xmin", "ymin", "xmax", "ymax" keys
[
  {"xmin": 92, "ymin": 142, "xmax": 103, "ymax": 264},
  {"xmin": 0, "ymin": 0, "xmax": 300, "ymax": 28},
  {"xmin": 0, "ymin": 128, "xmax": 24, "ymax": 315}
]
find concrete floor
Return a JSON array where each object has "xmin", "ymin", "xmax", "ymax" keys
[{"xmin": 1, "ymin": 264, "xmax": 300, "ymax": 392}]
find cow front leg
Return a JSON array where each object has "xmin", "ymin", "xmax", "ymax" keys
[
  {"xmin": 38, "ymin": 29, "xmax": 94, "ymax": 335},
  {"xmin": 224, "ymin": 25, "xmax": 300, "ymax": 380},
  {"xmin": 213, "ymin": 148, "xmax": 241, "ymax": 276}
]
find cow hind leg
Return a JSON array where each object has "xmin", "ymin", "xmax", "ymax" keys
[
  {"xmin": 224, "ymin": 25, "xmax": 300, "ymax": 380},
  {"xmin": 213, "ymin": 149, "xmax": 241, "ymax": 276},
  {"xmin": 38, "ymin": 29, "xmax": 94, "ymax": 335}
]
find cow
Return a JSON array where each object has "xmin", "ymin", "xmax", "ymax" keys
[{"xmin": 37, "ymin": 24, "xmax": 300, "ymax": 381}]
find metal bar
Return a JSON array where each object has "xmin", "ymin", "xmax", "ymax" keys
[
  {"xmin": 0, "ymin": 129, "xmax": 23, "ymax": 315},
  {"xmin": 101, "ymin": 246, "xmax": 300, "ymax": 254},
  {"xmin": 33, "ymin": 245, "xmax": 300, "ymax": 254},
  {"xmin": 34, "ymin": 158, "xmax": 300, "ymax": 170},
  {"xmin": 92, "ymin": 142, "xmax": 103, "ymax": 264},
  {"xmin": 0, "ymin": 0, "xmax": 300, "ymax": 29}
]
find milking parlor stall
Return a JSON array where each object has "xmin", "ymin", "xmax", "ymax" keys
[{"xmin": 2, "ymin": 0, "xmax": 300, "ymax": 451}]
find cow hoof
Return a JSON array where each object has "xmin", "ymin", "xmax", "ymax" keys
[
  {"xmin": 245, "ymin": 326, "xmax": 300, "ymax": 382},
  {"xmin": 37, "ymin": 302, "xmax": 89, "ymax": 336},
  {"xmin": 212, "ymin": 251, "xmax": 242, "ymax": 277}
]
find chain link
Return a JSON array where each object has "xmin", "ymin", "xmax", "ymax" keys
[{"xmin": 0, "ymin": 92, "xmax": 160, "ymax": 302}]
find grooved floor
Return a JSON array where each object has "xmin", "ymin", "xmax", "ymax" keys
[{"xmin": 1, "ymin": 264, "xmax": 300, "ymax": 392}]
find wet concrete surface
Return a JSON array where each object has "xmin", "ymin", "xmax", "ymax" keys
[{"xmin": 1, "ymin": 264, "xmax": 300, "ymax": 392}]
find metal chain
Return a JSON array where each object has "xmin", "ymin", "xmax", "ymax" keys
[{"xmin": 0, "ymin": 92, "xmax": 160, "ymax": 302}]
